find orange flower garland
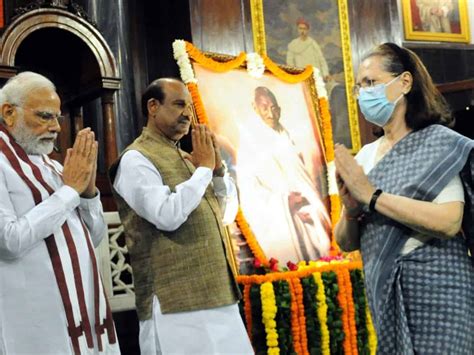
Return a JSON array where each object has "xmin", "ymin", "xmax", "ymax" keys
[
  {"xmin": 262, "ymin": 55, "xmax": 313, "ymax": 83},
  {"xmin": 292, "ymin": 278, "xmax": 309, "ymax": 355},
  {"xmin": 185, "ymin": 41, "xmax": 246, "ymax": 72},
  {"xmin": 343, "ymin": 269, "xmax": 359, "ymax": 355},
  {"xmin": 235, "ymin": 208, "xmax": 269, "ymax": 267},
  {"xmin": 186, "ymin": 82, "xmax": 209, "ymax": 125},
  {"xmin": 336, "ymin": 269, "xmax": 352, "ymax": 354},
  {"xmin": 288, "ymin": 279, "xmax": 303, "ymax": 354},
  {"xmin": 236, "ymin": 260, "xmax": 362, "ymax": 285},
  {"xmin": 243, "ymin": 284, "xmax": 253, "ymax": 341}
]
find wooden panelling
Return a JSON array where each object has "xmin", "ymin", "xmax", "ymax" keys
[
  {"xmin": 189, "ymin": 0, "xmax": 252, "ymax": 55},
  {"xmin": 347, "ymin": 0, "xmax": 402, "ymax": 145}
]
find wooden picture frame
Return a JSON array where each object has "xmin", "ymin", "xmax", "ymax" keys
[
  {"xmin": 402, "ymin": 0, "xmax": 471, "ymax": 43},
  {"xmin": 250, "ymin": 0, "xmax": 361, "ymax": 153}
]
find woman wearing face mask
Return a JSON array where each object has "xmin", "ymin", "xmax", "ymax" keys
[{"xmin": 334, "ymin": 42, "xmax": 474, "ymax": 354}]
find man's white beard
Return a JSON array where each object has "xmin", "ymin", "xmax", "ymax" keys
[{"xmin": 11, "ymin": 117, "xmax": 57, "ymax": 155}]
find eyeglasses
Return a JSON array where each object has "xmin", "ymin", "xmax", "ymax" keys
[
  {"xmin": 352, "ymin": 74, "xmax": 399, "ymax": 98},
  {"xmin": 17, "ymin": 106, "xmax": 65, "ymax": 125},
  {"xmin": 352, "ymin": 80, "xmax": 375, "ymax": 98}
]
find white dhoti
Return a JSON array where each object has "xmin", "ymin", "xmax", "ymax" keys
[{"xmin": 139, "ymin": 296, "xmax": 253, "ymax": 355}]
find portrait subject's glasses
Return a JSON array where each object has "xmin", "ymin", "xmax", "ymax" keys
[{"xmin": 18, "ymin": 106, "xmax": 65, "ymax": 125}]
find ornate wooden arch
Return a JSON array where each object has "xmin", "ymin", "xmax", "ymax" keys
[
  {"xmin": 0, "ymin": 6, "xmax": 121, "ymax": 167},
  {"xmin": 0, "ymin": 7, "xmax": 119, "ymax": 87}
]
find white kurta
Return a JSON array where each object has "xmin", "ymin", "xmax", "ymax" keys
[
  {"xmin": 113, "ymin": 150, "xmax": 252, "ymax": 355},
  {"xmin": 0, "ymin": 154, "xmax": 119, "ymax": 354},
  {"xmin": 286, "ymin": 37, "xmax": 329, "ymax": 77}
]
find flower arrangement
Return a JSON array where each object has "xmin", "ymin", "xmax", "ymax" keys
[{"xmin": 238, "ymin": 260, "xmax": 372, "ymax": 355}]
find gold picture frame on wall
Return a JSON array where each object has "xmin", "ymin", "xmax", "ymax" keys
[
  {"xmin": 402, "ymin": 0, "xmax": 471, "ymax": 43},
  {"xmin": 250, "ymin": 0, "xmax": 361, "ymax": 153}
]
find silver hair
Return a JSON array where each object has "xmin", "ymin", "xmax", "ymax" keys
[{"xmin": 0, "ymin": 72, "xmax": 56, "ymax": 124}]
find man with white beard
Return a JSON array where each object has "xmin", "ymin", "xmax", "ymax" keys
[{"xmin": 0, "ymin": 72, "xmax": 120, "ymax": 354}]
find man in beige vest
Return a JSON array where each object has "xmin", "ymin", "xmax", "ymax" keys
[{"xmin": 110, "ymin": 78, "xmax": 252, "ymax": 354}]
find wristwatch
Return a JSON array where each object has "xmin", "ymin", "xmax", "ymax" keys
[{"xmin": 213, "ymin": 165, "xmax": 226, "ymax": 177}]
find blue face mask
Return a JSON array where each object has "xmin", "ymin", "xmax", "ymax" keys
[{"xmin": 357, "ymin": 75, "xmax": 403, "ymax": 127}]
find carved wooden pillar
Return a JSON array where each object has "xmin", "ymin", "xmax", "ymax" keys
[
  {"xmin": 71, "ymin": 106, "xmax": 83, "ymax": 135},
  {"xmin": 101, "ymin": 90, "xmax": 118, "ymax": 167}
]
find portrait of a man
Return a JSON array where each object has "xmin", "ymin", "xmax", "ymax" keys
[
  {"xmin": 286, "ymin": 18, "xmax": 330, "ymax": 81},
  {"xmin": 402, "ymin": 0, "xmax": 470, "ymax": 43},
  {"xmin": 259, "ymin": 0, "xmax": 354, "ymax": 149},
  {"xmin": 237, "ymin": 86, "xmax": 332, "ymax": 263},
  {"xmin": 191, "ymin": 63, "xmax": 332, "ymax": 267},
  {"xmin": 412, "ymin": 0, "xmax": 459, "ymax": 33}
]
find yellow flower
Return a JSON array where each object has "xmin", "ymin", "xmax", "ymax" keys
[
  {"xmin": 260, "ymin": 282, "xmax": 279, "ymax": 354},
  {"xmin": 366, "ymin": 303, "xmax": 377, "ymax": 355},
  {"xmin": 313, "ymin": 272, "xmax": 330, "ymax": 355}
]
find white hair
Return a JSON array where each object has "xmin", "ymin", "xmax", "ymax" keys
[{"xmin": 0, "ymin": 72, "xmax": 56, "ymax": 123}]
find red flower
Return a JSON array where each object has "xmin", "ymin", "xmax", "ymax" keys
[
  {"xmin": 253, "ymin": 258, "xmax": 262, "ymax": 268},
  {"xmin": 287, "ymin": 261, "xmax": 298, "ymax": 271},
  {"xmin": 269, "ymin": 257, "xmax": 279, "ymax": 265},
  {"xmin": 269, "ymin": 257, "xmax": 280, "ymax": 272}
]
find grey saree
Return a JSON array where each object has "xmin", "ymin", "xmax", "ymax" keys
[{"xmin": 359, "ymin": 124, "xmax": 474, "ymax": 354}]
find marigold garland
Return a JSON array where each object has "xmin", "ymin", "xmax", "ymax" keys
[
  {"xmin": 288, "ymin": 279, "xmax": 303, "ymax": 354},
  {"xmin": 237, "ymin": 260, "xmax": 362, "ymax": 285},
  {"xmin": 292, "ymin": 278, "xmax": 309, "ymax": 355},
  {"xmin": 186, "ymin": 82, "xmax": 208, "ymax": 125},
  {"xmin": 235, "ymin": 208, "xmax": 269, "ymax": 267},
  {"xmin": 336, "ymin": 269, "xmax": 353, "ymax": 354},
  {"xmin": 250, "ymin": 284, "xmax": 268, "ymax": 353},
  {"xmin": 366, "ymin": 302, "xmax": 377, "ymax": 355},
  {"xmin": 185, "ymin": 41, "xmax": 247, "ymax": 72},
  {"xmin": 313, "ymin": 272, "xmax": 330, "ymax": 355},
  {"xmin": 262, "ymin": 55, "xmax": 313, "ymax": 83},
  {"xmin": 343, "ymin": 269, "xmax": 359, "ymax": 355},
  {"xmin": 260, "ymin": 282, "xmax": 280, "ymax": 354}
]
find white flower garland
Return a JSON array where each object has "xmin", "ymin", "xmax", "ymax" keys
[
  {"xmin": 327, "ymin": 161, "xmax": 338, "ymax": 196},
  {"xmin": 172, "ymin": 40, "xmax": 197, "ymax": 84},
  {"xmin": 312, "ymin": 66, "xmax": 327, "ymax": 99},
  {"xmin": 246, "ymin": 52, "xmax": 265, "ymax": 78}
]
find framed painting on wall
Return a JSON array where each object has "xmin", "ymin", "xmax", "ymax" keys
[
  {"xmin": 250, "ymin": 0, "xmax": 361, "ymax": 153},
  {"xmin": 402, "ymin": 0, "xmax": 471, "ymax": 43}
]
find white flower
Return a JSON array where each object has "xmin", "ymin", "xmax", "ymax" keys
[
  {"xmin": 327, "ymin": 161, "xmax": 338, "ymax": 195},
  {"xmin": 246, "ymin": 53, "xmax": 265, "ymax": 78},
  {"xmin": 172, "ymin": 40, "xmax": 187, "ymax": 58},
  {"xmin": 312, "ymin": 66, "xmax": 327, "ymax": 99},
  {"xmin": 172, "ymin": 40, "xmax": 197, "ymax": 84}
]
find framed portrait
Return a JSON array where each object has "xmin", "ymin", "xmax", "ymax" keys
[
  {"xmin": 173, "ymin": 41, "xmax": 339, "ymax": 274},
  {"xmin": 250, "ymin": 0, "xmax": 361, "ymax": 153},
  {"xmin": 402, "ymin": 0, "xmax": 471, "ymax": 43}
]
